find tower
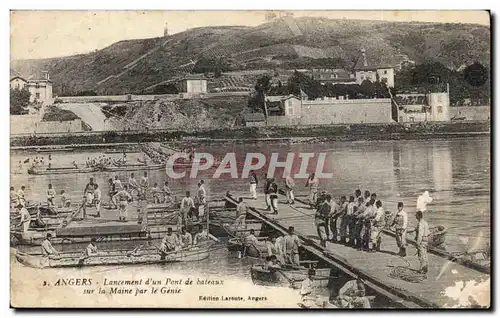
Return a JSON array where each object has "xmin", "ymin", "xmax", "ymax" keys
[
  {"xmin": 164, "ymin": 22, "xmax": 169, "ymax": 37},
  {"xmin": 361, "ymin": 48, "xmax": 368, "ymax": 67}
]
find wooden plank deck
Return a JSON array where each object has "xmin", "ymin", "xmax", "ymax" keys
[{"xmin": 226, "ymin": 191, "xmax": 489, "ymax": 308}]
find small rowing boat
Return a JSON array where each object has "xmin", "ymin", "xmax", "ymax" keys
[
  {"xmin": 250, "ymin": 264, "xmax": 332, "ymax": 289},
  {"xmin": 27, "ymin": 166, "xmax": 99, "ymax": 175},
  {"xmin": 15, "ymin": 242, "xmax": 214, "ymax": 268}
]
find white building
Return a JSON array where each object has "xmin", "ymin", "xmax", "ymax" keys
[
  {"xmin": 353, "ymin": 48, "xmax": 395, "ymax": 88},
  {"xmin": 395, "ymin": 92, "xmax": 450, "ymax": 122},
  {"xmin": 180, "ymin": 75, "xmax": 208, "ymax": 95},
  {"xmin": 10, "ymin": 72, "xmax": 53, "ymax": 105}
]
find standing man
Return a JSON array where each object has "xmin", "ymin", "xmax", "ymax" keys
[
  {"xmin": 285, "ymin": 172, "xmax": 295, "ymax": 204},
  {"xmin": 10, "ymin": 186, "xmax": 16, "ymax": 209},
  {"xmin": 17, "ymin": 204, "xmax": 31, "ymax": 233},
  {"xmin": 93, "ymin": 184, "xmax": 102, "ymax": 218},
  {"xmin": 305, "ymin": 173, "xmax": 319, "ymax": 209},
  {"xmin": 46, "ymin": 184, "xmax": 56, "ymax": 207},
  {"xmin": 263, "ymin": 174, "xmax": 272, "ymax": 211},
  {"xmin": 337, "ymin": 196, "xmax": 349, "ymax": 244},
  {"xmin": 346, "ymin": 196, "xmax": 356, "ymax": 246},
  {"xmin": 83, "ymin": 178, "xmax": 96, "ymax": 206},
  {"xmin": 415, "ymin": 211, "xmax": 429, "ymax": 274},
  {"xmin": 284, "ymin": 226, "xmax": 301, "ymax": 268},
  {"xmin": 268, "ymin": 178, "xmax": 279, "ymax": 214},
  {"xmin": 234, "ymin": 197, "xmax": 248, "ymax": 229},
  {"xmin": 180, "ymin": 191, "xmax": 195, "ymax": 227},
  {"xmin": 17, "ymin": 185, "xmax": 26, "ymax": 207},
  {"xmin": 330, "ymin": 196, "xmax": 345, "ymax": 243},
  {"xmin": 370, "ymin": 200, "xmax": 385, "ymax": 252},
  {"xmin": 392, "ymin": 202, "xmax": 408, "ymax": 257},
  {"xmin": 112, "ymin": 185, "xmax": 132, "ymax": 221},
  {"xmin": 140, "ymin": 171, "xmax": 149, "ymax": 200},
  {"xmin": 128, "ymin": 173, "xmax": 140, "ymax": 199},
  {"xmin": 249, "ymin": 170, "xmax": 258, "ymax": 200},
  {"xmin": 197, "ymin": 180, "xmax": 207, "ymax": 219},
  {"xmin": 315, "ymin": 194, "xmax": 332, "ymax": 247},
  {"xmin": 352, "ymin": 197, "xmax": 366, "ymax": 249},
  {"xmin": 113, "ymin": 175, "xmax": 123, "ymax": 192}
]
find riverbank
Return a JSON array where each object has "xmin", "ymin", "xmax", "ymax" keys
[{"xmin": 10, "ymin": 120, "xmax": 490, "ymax": 148}]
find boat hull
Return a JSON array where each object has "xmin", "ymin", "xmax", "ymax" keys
[
  {"xmin": 15, "ymin": 243, "xmax": 213, "ymax": 268},
  {"xmin": 250, "ymin": 265, "xmax": 332, "ymax": 289}
]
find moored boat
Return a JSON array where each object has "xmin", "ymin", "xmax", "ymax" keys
[
  {"xmin": 15, "ymin": 242, "xmax": 214, "ymax": 268},
  {"xmin": 27, "ymin": 166, "xmax": 99, "ymax": 175},
  {"xmin": 250, "ymin": 264, "xmax": 332, "ymax": 289}
]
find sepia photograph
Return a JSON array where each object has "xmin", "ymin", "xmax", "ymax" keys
[{"xmin": 9, "ymin": 10, "xmax": 491, "ymax": 309}]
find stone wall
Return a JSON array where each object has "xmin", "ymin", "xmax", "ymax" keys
[
  {"xmin": 449, "ymin": 106, "xmax": 490, "ymax": 121},
  {"xmin": 10, "ymin": 115, "xmax": 83, "ymax": 135}
]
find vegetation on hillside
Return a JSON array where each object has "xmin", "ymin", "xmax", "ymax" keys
[
  {"xmin": 42, "ymin": 106, "xmax": 81, "ymax": 122},
  {"xmin": 11, "ymin": 17, "xmax": 490, "ymax": 96},
  {"xmin": 10, "ymin": 88, "xmax": 31, "ymax": 115}
]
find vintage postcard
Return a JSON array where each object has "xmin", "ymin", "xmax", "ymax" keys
[{"xmin": 10, "ymin": 10, "xmax": 490, "ymax": 309}]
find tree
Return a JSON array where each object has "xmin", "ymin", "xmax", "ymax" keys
[
  {"xmin": 360, "ymin": 80, "xmax": 376, "ymax": 98},
  {"xmin": 10, "ymin": 87, "xmax": 30, "ymax": 115},
  {"xmin": 152, "ymin": 83, "xmax": 179, "ymax": 95},
  {"xmin": 254, "ymin": 76, "xmax": 271, "ymax": 124}
]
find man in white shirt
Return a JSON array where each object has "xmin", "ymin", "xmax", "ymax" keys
[
  {"xmin": 415, "ymin": 211, "xmax": 430, "ymax": 274},
  {"xmin": 160, "ymin": 227, "xmax": 181, "ymax": 259},
  {"xmin": 41, "ymin": 233, "xmax": 58, "ymax": 256},
  {"xmin": 370, "ymin": 200, "xmax": 385, "ymax": 252},
  {"xmin": 112, "ymin": 185, "xmax": 132, "ymax": 221},
  {"xmin": 113, "ymin": 176, "xmax": 123, "ymax": 192},
  {"xmin": 179, "ymin": 191, "xmax": 195, "ymax": 228},
  {"xmin": 17, "ymin": 186, "xmax": 26, "ymax": 207},
  {"xmin": 392, "ymin": 202, "xmax": 408, "ymax": 257},
  {"xmin": 305, "ymin": 173, "xmax": 319, "ymax": 209},
  {"xmin": 244, "ymin": 229, "xmax": 259, "ymax": 246},
  {"xmin": 47, "ymin": 184, "xmax": 56, "ymax": 207},
  {"xmin": 285, "ymin": 173, "xmax": 295, "ymax": 204},
  {"xmin": 274, "ymin": 232, "xmax": 286, "ymax": 265},
  {"xmin": 17, "ymin": 204, "xmax": 31, "ymax": 233},
  {"xmin": 337, "ymin": 277, "xmax": 371, "ymax": 308},
  {"xmin": 249, "ymin": 171, "xmax": 258, "ymax": 200},
  {"xmin": 85, "ymin": 238, "xmax": 98, "ymax": 257},
  {"xmin": 300, "ymin": 269, "xmax": 315, "ymax": 300},
  {"xmin": 140, "ymin": 172, "xmax": 149, "ymax": 199}
]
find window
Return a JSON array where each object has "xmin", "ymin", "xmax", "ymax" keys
[
  {"xmin": 35, "ymin": 83, "xmax": 40, "ymax": 89},
  {"xmin": 384, "ymin": 70, "xmax": 388, "ymax": 75},
  {"xmin": 410, "ymin": 117, "xmax": 415, "ymax": 122},
  {"xmin": 35, "ymin": 93, "xmax": 40, "ymax": 99},
  {"xmin": 437, "ymin": 106, "xmax": 443, "ymax": 113}
]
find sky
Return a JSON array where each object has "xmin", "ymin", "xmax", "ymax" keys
[{"xmin": 10, "ymin": 10, "xmax": 490, "ymax": 60}]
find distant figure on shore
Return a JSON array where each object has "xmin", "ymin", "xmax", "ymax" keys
[{"xmin": 417, "ymin": 191, "xmax": 433, "ymax": 212}]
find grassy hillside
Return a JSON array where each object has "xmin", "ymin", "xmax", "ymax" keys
[{"xmin": 11, "ymin": 17, "xmax": 490, "ymax": 95}]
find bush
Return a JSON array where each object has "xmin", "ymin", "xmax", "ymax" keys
[{"xmin": 42, "ymin": 107, "xmax": 80, "ymax": 122}]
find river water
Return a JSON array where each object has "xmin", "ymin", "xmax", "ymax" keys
[{"xmin": 10, "ymin": 136, "xmax": 491, "ymax": 303}]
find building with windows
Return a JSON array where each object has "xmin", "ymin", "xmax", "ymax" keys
[
  {"xmin": 9, "ymin": 71, "xmax": 53, "ymax": 105},
  {"xmin": 394, "ymin": 92, "xmax": 450, "ymax": 122},
  {"xmin": 353, "ymin": 48, "xmax": 395, "ymax": 88},
  {"xmin": 311, "ymin": 68, "xmax": 356, "ymax": 85}
]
